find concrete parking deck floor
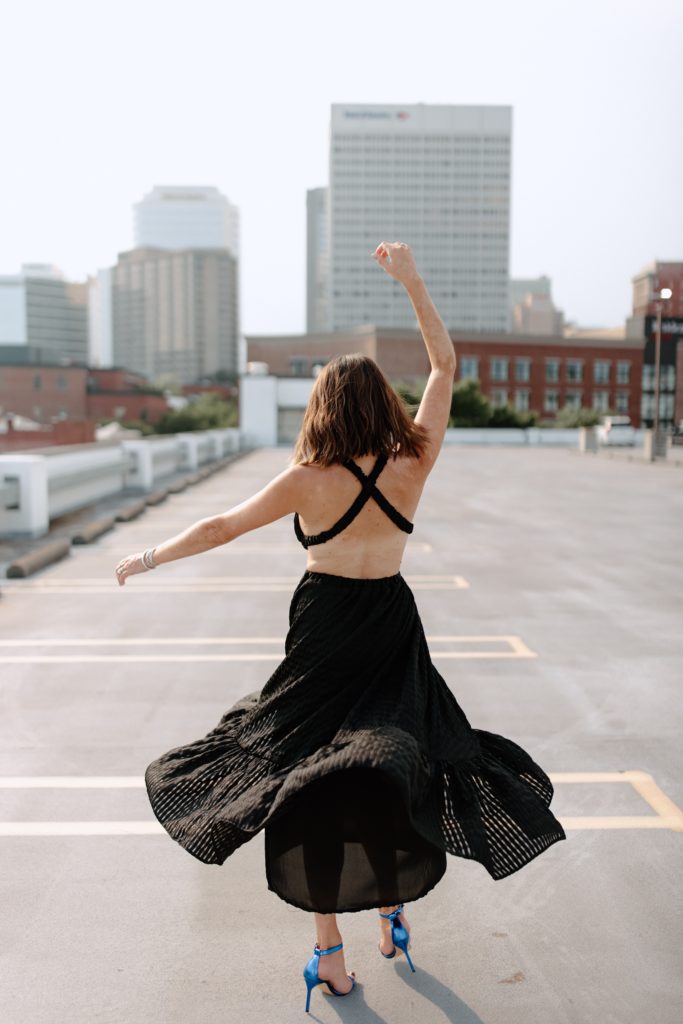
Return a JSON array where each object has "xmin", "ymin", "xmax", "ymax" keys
[{"xmin": 1, "ymin": 446, "xmax": 681, "ymax": 1024}]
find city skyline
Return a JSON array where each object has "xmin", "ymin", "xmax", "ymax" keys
[{"xmin": 1, "ymin": 0, "xmax": 681, "ymax": 336}]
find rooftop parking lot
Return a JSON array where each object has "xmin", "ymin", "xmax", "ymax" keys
[{"xmin": 1, "ymin": 444, "xmax": 681, "ymax": 1024}]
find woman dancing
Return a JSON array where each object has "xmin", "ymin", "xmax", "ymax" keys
[{"xmin": 115, "ymin": 241, "xmax": 566, "ymax": 1013}]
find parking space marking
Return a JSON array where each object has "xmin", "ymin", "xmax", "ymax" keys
[
  {"xmin": 552, "ymin": 770, "xmax": 683, "ymax": 831},
  {"xmin": 0, "ymin": 573, "xmax": 467, "ymax": 594},
  {"xmin": 96, "ymin": 540, "xmax": 436, "ymax": 553},
  {"xmin": 1, "ymin": 771, "xmax": 681, "ymax": 833},
  {"xmin": 0, "ymin": 634, "xmax": 531, "ymax": 662}
]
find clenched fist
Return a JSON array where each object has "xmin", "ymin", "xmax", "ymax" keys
[{"xmin": 371, "ymin": 241, "xmax": 421, "ymax": 286}]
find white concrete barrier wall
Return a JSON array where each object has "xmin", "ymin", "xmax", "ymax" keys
[
  {"xmin": 444, "ymin": 428, "xmax": 581, "ymax": 445},
  {"xmin": 47, "ymin": 446, "xmax": 128, "ymax": 519},
  {"xmin": 0, "ymin": 428, "xmax": 245, "ymax": 539}
]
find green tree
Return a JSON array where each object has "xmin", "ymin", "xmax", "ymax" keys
[
  {"xmin": 391, "ymin": 378, "xmax": 427, "ymax": 415},
  {"xmin": 449, "ymin": 379, "xmax": 492, "ymax": 427},
  {"xmin": 154, "ymin": 393, "xmax": 238, "ymax": 433},
  {"xmin": 488, "ymin": 404, "xmax": 539, "ymax": 428},
  {"xmin": 554, "ymin": 405, "xmax": 601, "ymax": 427}
]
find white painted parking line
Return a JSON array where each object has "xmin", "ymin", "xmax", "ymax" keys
[
  {"xmin": 1, "ymin": 771, "xmax": 681, "ymax": 833},
  {"xmin": 0, "ymin": 634, "xmax": 532, "ymax": 662}
]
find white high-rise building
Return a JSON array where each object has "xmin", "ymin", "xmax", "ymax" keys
[
  {"xmin": 134, "ymin": 185, "xmax": 240, "ymax": 259},
  {"xmin": 327, "ymin": 103, "xmax": 512, "ymax": 332}
]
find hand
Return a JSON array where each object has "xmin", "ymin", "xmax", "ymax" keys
[
  {"xmin": 371, "ymin": 241, "xmax": 421, "ymax": 286},
  {"xmin": 115, "ymin": 552, "xmax": 151, "ymax": 586}
]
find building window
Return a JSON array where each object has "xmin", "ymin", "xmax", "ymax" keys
[
  {"xmin": 616, "ymin": 360, "xmax": 630, "ymax": 385},
  {"xmin": 490, "ymin": 388, "xmax": 508, "ymax": 407},
  {"xmin": 545, "ymin": 359, "xmax": 560, "ymax": 383},
  {"xmin": 33, "ymin": 374, "xmax": 42, "ymax": 390},
  {"xmin": 515, "ymin": 357, "xmax": 531, "ymax": 382},
  {"xmin": 490, "ymin": 357, "xmax": 508, "ymax": 381},
  {"xmin": 514, "ymin": 389, "xmax": 529, "ymax": 411},
  {"xmin": 460, "ymin": 356, "xmax": 479, "ymax": 380},
  {"xmin": 642, "ymin": 365, "xmax": 654, "ymax": 389},
  {"xmin": 615, "ymin": 391, "xmax": 629, "ymax": 412},
  {"xmin": 593, "ymin": 360, "xmax": 610, "ymax": 384},
  {"xmin": 661, "ymin": 365, "xmax": 675, "ymax": 391},
  {"xmin": 57, "ymin": 374, "xmax": 67, "ymax": 390},
  {"xmin": 544, "ymin": 390, "xmax": 559, "ymax": 412},
  {"xmin": 567, "ymin": 359, "xmax": 583, "ymax": 383},
  {"xmin": 289, "ymin": 357, "xmax": 308, "ymax": 375},
  {"xmin": 592, "ymin": 390, "xmax": 610, "ymax": 411},
  {"xmin": 565, "ymin": 390, "xmax": 582, "ymax": 409}
]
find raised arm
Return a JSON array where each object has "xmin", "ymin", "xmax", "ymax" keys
[{"xmin": 372, "ymin": 242, "xmax": 456, "ymax": 469}]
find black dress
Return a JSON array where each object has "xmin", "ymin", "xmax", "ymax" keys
[{"xmin": 144, "ymin": 451, "xmax": 566, "ymax": 914}]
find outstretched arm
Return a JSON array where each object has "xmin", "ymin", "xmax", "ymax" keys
[{"xmin": 114, "ymin": 466, "xmax": 301, "ymax": 584}]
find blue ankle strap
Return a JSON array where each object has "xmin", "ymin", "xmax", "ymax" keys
[
  {"xmin": 379, "ymin": 904, "xmax": 404, "ymax": 920},
  {"xmin": 314, "ymin": 942, "xmax": 343, "ymax": 956}
]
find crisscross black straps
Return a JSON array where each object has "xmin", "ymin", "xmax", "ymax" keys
[{"xmin": 293, "ymin": 452, "xmax": 414, "ymax": 548}]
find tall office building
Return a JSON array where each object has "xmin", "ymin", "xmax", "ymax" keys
[
  {"xmin": 134, "ymin": 185, "xmax": 240, "ymax": 259},
  {"xmin": 306, "ymin": 187, "xmax": 329, "ymax": 333},
  {"xmin": 0, "ymin": 263, "xmax": 88, "ymax": 365},
  {"xmin": 111, "ymin": 247, "xmax": 239, "ymax": 385},
  {"xmin": 324, "ymin": 103, "xmax": 511, "ymax": 333}
]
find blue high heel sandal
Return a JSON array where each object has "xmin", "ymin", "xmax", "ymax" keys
[
  {"xmin": 378, "ymin": 904, "xmax": 416, "ymax": 972},
  {"xmin": 303, "ymin": 941, "xmax": 356, "ymax": 1013}
]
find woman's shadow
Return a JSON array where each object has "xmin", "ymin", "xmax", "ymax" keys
[{"xmin": 306, "ymin": 960, "xmax": 485, "ymax": 1024}]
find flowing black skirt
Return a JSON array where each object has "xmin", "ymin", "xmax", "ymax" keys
[{"xmin": 144, "ymin": 569, "xmax": 566, "ymax": 913}]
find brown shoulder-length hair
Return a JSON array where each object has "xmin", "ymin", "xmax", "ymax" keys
[{"xmin": 288, "ymin": 353, "xmax": 431, "ymax": 467}]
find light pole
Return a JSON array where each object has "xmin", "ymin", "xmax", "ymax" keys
[{"xmin": 651, "ymin": 285, "xmax": 673, "ymax": 459}]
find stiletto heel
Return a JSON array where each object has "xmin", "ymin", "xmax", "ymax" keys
[
  {"xmin": 302, "ymin": 941, "xmax": 356, "ymax": 1012},
  {"xmin": 378, "ymin": 904, "xmax": 416, "ymax": 972}
]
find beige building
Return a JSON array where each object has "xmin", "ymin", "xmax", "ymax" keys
[{"xmin": 111, "ymin": 246, "xmax": 239, "ymax": 385}]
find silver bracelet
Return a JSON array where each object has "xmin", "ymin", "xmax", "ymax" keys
[{"xmin": 142, "ymin": 547, "xmax": 158, "ymax": 570}]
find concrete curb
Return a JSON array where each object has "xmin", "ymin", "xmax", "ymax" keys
[
  {"xmin": 6, "ymin": 538, "xmax": 71, "ymax": 578},
  {"xmin": 72, "ymin": 515, "xmax": 117, "ymax": 545},
  {"xmin": 115, "ymin": 499, "xmax": 147, "ymax": 522},
  {"xmin": 145, "ymin": 490, "xmax": 169, "ymax": 506}
]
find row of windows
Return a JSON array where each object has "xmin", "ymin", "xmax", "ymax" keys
[
  {"xmin": 489, "ymin": 389, "xmax": 631, "ymax": 414},
  {"xmin": 334, "ymin": 134, "xmax": 509, "ymax": 144},
  {"xmin": 642, "ymin": 364, "xmax": 676, "ymax": 390},
  {"xmin": 460, "ymin": 356, "xmax": 633, "ymax": 385},
  {"xmin": 31, "ymin": 374, "xmax": 69, "ymax": 390}
]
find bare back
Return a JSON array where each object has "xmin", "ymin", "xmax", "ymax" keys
[{"xmin": 293, "ymin": 450, "xmax": 431, "ymax": 579}]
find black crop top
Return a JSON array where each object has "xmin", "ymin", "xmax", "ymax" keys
[{"xmin": 293, "ymin": 451, "xmax": 414, "ymax": 549}]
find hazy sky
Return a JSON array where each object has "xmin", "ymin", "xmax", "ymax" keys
[{"xmin": 2, "ymin": 0, "xmax": 681, "ymax": 334}]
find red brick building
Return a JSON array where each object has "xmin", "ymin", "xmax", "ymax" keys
[
  {"xmin": 86, "ymin": 368, "xmax": 170, "ymax": 424},
  {"xmin": 246, "ymin": 326, "xmax": 643, "ymax": 424},
  {"xmin": 0, "ymin": 364, "xmax": 171, "ymax": 428}
]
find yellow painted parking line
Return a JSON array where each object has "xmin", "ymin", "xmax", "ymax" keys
[
  {"xmin": 554, "ymin": 770, "xmax": 683, "ymax": 832},
  {"xmin": 0, "ymin": 771, "xmax": 681, "ymax": 832},
  {"xmin": 0, "ymin": 822, "xmax": 164, "ymax": 836},
  {"xmin": 0, "ymin": 634, "xmax": 529, "ymax": 662},
  {"xmin": 0, "ymin": 777, "xmax": 146, "ymax": 788},
  {"xmin": 0, "ymin": 573, "xmax": 469, "ymax": 593},
  {"xmin": 97, "ymin": 540, "xmax": 436, "ymax": 553}
]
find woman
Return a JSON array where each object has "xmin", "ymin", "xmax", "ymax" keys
[{"xmin": 115, "ymin": 241, "xmax": 566, "ymax": 1013}]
